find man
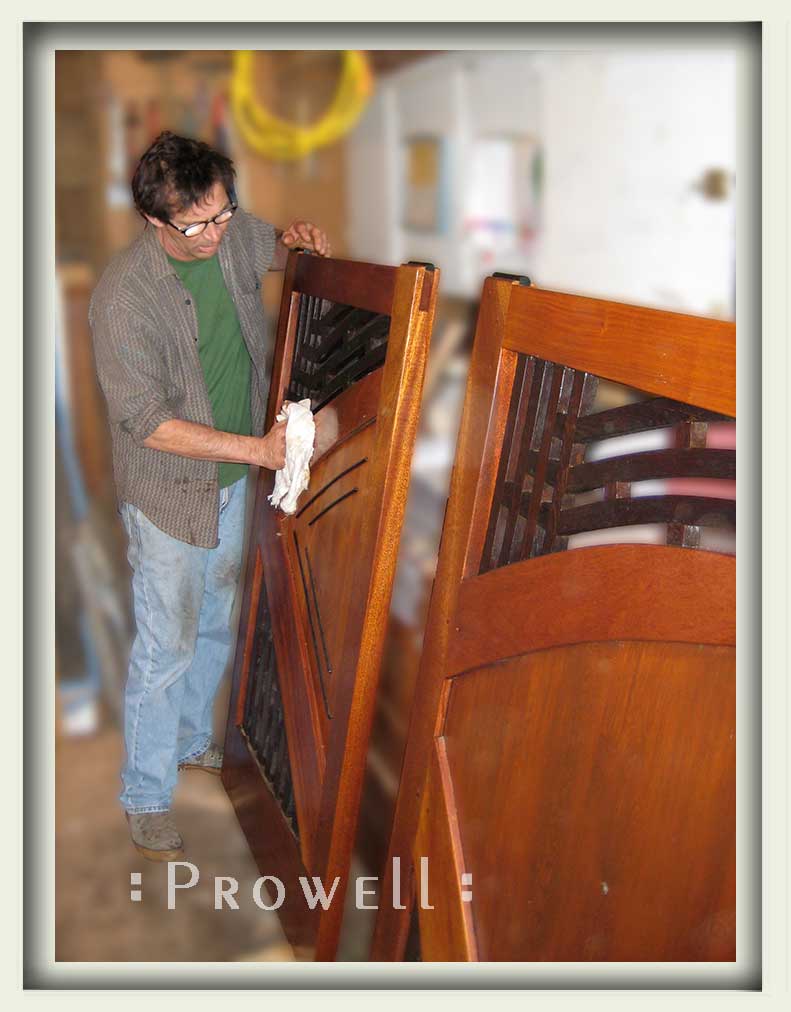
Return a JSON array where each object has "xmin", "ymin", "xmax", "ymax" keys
[{"xmin": 89, "ymin": 131, "xmax": 331, "ymax": 862}]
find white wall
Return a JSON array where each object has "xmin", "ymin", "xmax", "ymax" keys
[
  {"xmin": 538, "ymin": 51, "xmax": 735, "ymax": 316},
  {"xmin": 346, "ymin": 49, "xmax": 736, "ymax": 317}
]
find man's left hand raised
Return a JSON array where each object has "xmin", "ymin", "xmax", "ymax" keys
[{"xmin": 280, "ymin": 220, "xmax": 331, "ymax": 257}]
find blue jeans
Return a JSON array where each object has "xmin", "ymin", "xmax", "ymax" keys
[{"xmin": 119, "ymin": 477, "xmax": 247, "ymax": 813}]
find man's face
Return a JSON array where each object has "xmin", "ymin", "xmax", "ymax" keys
[{"xmin": 146, "ymin": 181, "xmax": 234, "ymax": 262}]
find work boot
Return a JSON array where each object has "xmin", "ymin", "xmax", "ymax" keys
[
  {"xmin": 126, "ymin": 811, "xmax": 185, "ymax": 862},
  {"xmin": 178, "ymin": 742, "xmax": 224, "ymax": 776}
]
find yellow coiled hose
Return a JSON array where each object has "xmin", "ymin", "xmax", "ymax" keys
[{"xmin": 230, "ymin": 50, "xmax": 373, "ymax": 161}]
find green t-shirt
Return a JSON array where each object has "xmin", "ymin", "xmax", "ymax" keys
[{"xmin": 168, "ymin": 253, "xmax": 252, "ymax": 489}]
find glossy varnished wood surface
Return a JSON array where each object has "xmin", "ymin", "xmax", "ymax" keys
[
  {"xmin": 371, "ymin": 276, "xmax": 736, "ymax": 961},
  {"xmin": 414, "ymin": 739, "xmax": 479, "ymax": 961},
  {"xmin": 371, "ymin": 276, "xmax": 513, "ymax": 959},
  {"xmin": 292, "ymin": 255, "xmax": 396, "ymax": 318},
  {"xmin": 224, "ymin": 252, "xmax": 439, "ymax": 960},
  {"xmin": 282, "ymin": 421, "xmax": 379, "ymax": 788},
  {"xmin": 308, "ymin": 368, "xmax": 381, "ymax": 470},
  {"xmin": 312, "ymin": 262, "xmax": 439, "ymax": 959},
  {"xmin": 258, "ymin": 464, "xmax": 326, "ymax": 865},
  {"xmin": 450, "ymin": 544, "xmax": 735, "ymax": 676},
  {"xmin": 419, "ymin": 640, "xmax": 735, "ymax": 961},
  {"xmin": 503, "ymin": 286, "xmax": 735, "ymax": 417}
]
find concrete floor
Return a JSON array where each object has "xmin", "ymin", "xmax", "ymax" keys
[{"xmin": 56, "ymin": 726, "xmax": 295, "ymax": 962}]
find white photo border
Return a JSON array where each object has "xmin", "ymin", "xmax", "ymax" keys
[{"xmin": 9, "ymin": 10, "xmax": 786, "ymax": 999}]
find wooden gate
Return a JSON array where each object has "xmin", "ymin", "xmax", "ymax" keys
[
  {"xmin": 223, "ymin": 252, "xmax": 438, "ymax": 959},
  {"xmin": 371, "ymin": 276, "xmax": 736, "ymax": 961}
]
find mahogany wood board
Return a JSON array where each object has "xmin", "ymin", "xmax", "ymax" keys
[
  {"xmin": 503, "ymin": 286, "xmax": 735, "ymax": 417},
  {"xmin": 421, "ymin": 640, "xmax": 736, "ymax": 961},
  {"xmin": 292, "ymin": 255, "xmax": 396, "ymax": 317}
]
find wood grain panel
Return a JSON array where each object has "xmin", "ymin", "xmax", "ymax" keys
[
  {"xmin": 285, "ymin": 422, "xmax": 378, "ymax": 748},
  {"xmin": 309, "ymin": 367, "xmax": 381, "ymax": 469},
  {"xmin": 441, "ymin": 641, "xmax": 735, "ymax": 960},
  {"xmin": 503, "ymin": 287, "xmax": 735, "ymax": 416},
  {"xmin": 293, "ymin": 255, "xmax": 396, "ymax": 316}
]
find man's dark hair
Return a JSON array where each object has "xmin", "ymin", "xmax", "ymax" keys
[{"xmin": 131, "ymin": 131, "xmax": 237, "ymax": 222}]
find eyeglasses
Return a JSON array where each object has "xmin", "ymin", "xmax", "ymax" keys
[{"xmin": 167, "ymin": 203, "xmax": 238, "ymax": 239}]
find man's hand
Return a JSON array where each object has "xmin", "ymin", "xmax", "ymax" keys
[
  {"xmin": 254, "ymin": 419, "xmax": 287, "ymax": 470},
  {"xmin": 280, "ymin": 220, "xmax": 331, "ymax": 257}
]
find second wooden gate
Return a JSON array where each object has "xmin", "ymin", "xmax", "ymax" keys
[{"xmin": 371, "ymin": 276, "xmax": 736, "ymax": 961}]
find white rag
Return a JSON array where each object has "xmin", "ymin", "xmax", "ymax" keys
[{"xmin": 268, "ymin": 399, "xmax": 316, "ymax": 515}]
